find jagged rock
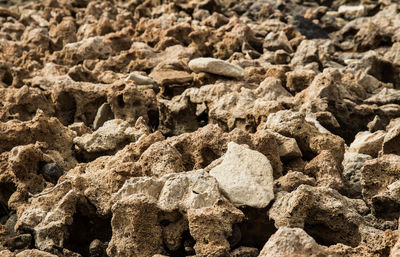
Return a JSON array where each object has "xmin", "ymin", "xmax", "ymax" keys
[
  {"xmin": 269, "ymin": 185, "xmax": 368, "ymax": 247},
  {"xmin": 285, "ymin": 69, "xmax": 316, "ymax": 94},
  {"xmin": 67, "ymin": 132, "xmax": 165, "ymax": 215},
  {"xmin": 73, "ymin": 118, "xmax": 148, "ymax": 155},
  {"xmin": 265, "ymin": 110, "xmax": 345, "ymax": 162},
  {"xmin": 209, "ymin": 142, "xmax": 274, "ymax": 208},
  {"xmin": 383, "ymin": 121, "xmax": 400, "ymax": 155},
  {"xmin": 349, "ymin": 130, "xmax": 386, "ymax": 157},
  {"xmin": 303, "ymin": 150, "xmax": 344, "ymax": 191},
  {"xmin": 267, "ymin": 130, "xmax": 302, "ymax": 160},
  {"xmin": 263, "ymin": 31, "xmax": 293, "ymax": 53},
  {"xmin": 361, "ymin": 154, "xmax": 400, "ymax": 205},
  {"xmin": 187, "ymin": 203, "xmax": 244, "ymax": 257},
  {"xmin": 274, "ymin": 171, "xmax": 316, "ymax": 193},
  {"xmin": 259, "ymin": 227, "xmax": 328, "ymax": 257},
  {"xmin": 343, "ymin": 151, "xmax": 372, "ymax": 198},
  {"xmin": 107, "ymin": 195, "xmax": 164, "ymax": 257},
  {"xmin": 188, "ymin": 58, "xmax": 245, "ymax": 79},
  {"xmin": 15, "ymin": 181, "xmax": 79, "ymax": 253}
]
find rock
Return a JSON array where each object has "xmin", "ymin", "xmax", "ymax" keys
[
  {"xmin": 258, "ymin": 227, "xmax": 328, "ymax": 257},
  {"xmin": 303, "ymin": 150, "xmax": 344, "ymax": 191},
  {"xmin": 269, "ymin": 185, "xmax": 368, "ymax": 247},
  {"xmin": 15, "ymin": 249, "xmax": 58, "ymax": 257},
  {"xmin": 125, "ymin": 72, "xmax": 155, "ymax": 85},
  {"xmin": 274, "ymin": 171, "xmax": 316, "ymax": 193},
  {"xmin": 149, "ymin": 69, "xmax": 193, "ymax": 86},
  {"xmin": 361, "ymin": 154, "xmax": 400, "ymax": 205},
  {"xmin": 290, "ymin": 40, "xmax": 319, "ymax": 67},
  {"xmin": 267, "ymin": 130, "xmax": 302, "ymax": 160},
  {"xmin": 187, "ymin": 203, "xmax": 244, "ymax": 257},
  {"xmin": 230, "ymin": 246, "xmax": 258, "ymax": 257},
  {"xmin": 93, "ymin": 103, "xmax": 114, "ymax": 130},
  {"xmin": 265, "ymin": 110, "xmax": 345, "ymax": 162},
  {"xmin": 39, "ymin": 163, "xmax": 63, "ymax": 184},
  {"xmin": 349, "ymin": 130, "xmax": 386, "ymax": 157},
  {"xmin": 263, "ymin": 31, "xmax": 293, "ymax": 53},
  {"xmin": 383, "ymin": 122, "xmax": 400, "ymax": 155},
  {"xmin": 68, "ymin": 122, "xmax": 93, "ymax": 136},
  {"xmin": 73, "ymin": 118, "xmax": 147, "ymax": 154},
  {"xmin": 338, "ymin": 5, "xmax": 366, "ymax": 19},
  {"xmin": 107, "ymin": 195, "xmax": 164, "ymax": 257},
  {"xmin": 285, "ymin": 69, "xmax": 316, "ymax": 94},
  {"xmin": 209, "ymin": 142, "xmax": 274, "ymax": 208},
  {"xmin": 138, "ymin": 141, "xmax": 185, "ymax": 177},
  {"xmin": 343, "ymin": 151, "xmax": 372, "ymax": 198},
  {"xmin": 15, "ymin": 181, "xmax": 79, "ymax": 252},
  {"xmin": 188, "ymin": 58, "xmax": 245, "ymax": 79}
]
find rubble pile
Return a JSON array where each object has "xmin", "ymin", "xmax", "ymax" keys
[{"xmin": 1, "ymin": 0, "xmax": 400, "ymax": 256}]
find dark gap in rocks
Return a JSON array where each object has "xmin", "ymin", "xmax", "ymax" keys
[
  {"xmin": 161, "ymin": 85, "xmax": 187, "ymax": 100},
  {"xmin": 117, "ymin": 94, "xmax": 125, "ymax": 108},
  {"xmin": 165, "ymin": 230, "xmax": 195, "ymax": 257},
  {"xmin": 199, "ymin": 146, "xmax": 219, "ymax": 167},
  {"xmin": 1, "ymin": 69, "xmax": 13, "ymax": 86},
  {"xmin": 237, "ymin": 207, "xmax": 277, "ymax": 251},
  {"xmin": 196, "ymin": 109, "xmax": 209, "ymax": 127},
  {"xmin": 64, "ymin": 200, "xmax": 112, "ymax": 257},
  {"xmin": 55, "ymin": 91, "xmax": 77, "ymax": 126},
  {"xmin": 372, "ymin": 196, "xmax": 400, "ymax": 221},
  {"xmin": 147, "ymin": 109, "xmax": 159, "ymax": 132},
  {"xmin": 303, "ymin": 212, "xmax": 361, "ymax": 247},
  {"xmin": 0, "ymin": 181, "xmax": 16, "ymax": 222},
  {"xmin": 81, "ymin": 96, "xmax": 108, "ymax": 127}
]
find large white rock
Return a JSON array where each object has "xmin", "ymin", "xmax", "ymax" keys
[
  {"xmin": 209, "ymin": 142, "xmax": 274, "ymax": 208},
  {"xmin": 188, "ymin": 57, "xmax": 245, "ymax": 79}
]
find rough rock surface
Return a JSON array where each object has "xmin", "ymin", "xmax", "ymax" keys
[
  {"xmin": 209, "ymin": 142, "xmax": 274, "ymax": 208},
  {"xmin": 1, "ymin": 0, "xmax": 400, "ymax": 256}
]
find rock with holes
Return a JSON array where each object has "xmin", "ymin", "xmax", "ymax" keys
[
  {"xmin": 107, "ymin": 194, "xmax": 164, "ymax": 257},
  {"xmin": 67, "ymin": 132, "xmax": 165, "ymax": 216},
  {"xmin": 209, "ymin": 142, "xmax": 274, "ymax": 208},
  {"xmin": 265, "ymin": 110, "xmax": 345, "ymax": 163},
  {"xmin": 269, "ymin": 185, "xmax": 368, "ymax": 247},
  {"xmin": 15, "ymin": 181, "xmax": 79, "ymax": 253},
  {"xmin": 303, "ymin": 150, "xmax": 345, "ymax": 191},
  {"xmin": 361, "ymin": 154, "xmax": 400, "ymax": 206},
  {"xmin": 343, "ymin": 151, "xmax": 372, "ymax": 198},
  {"xmin": 73, "ymin": 118, "xmax": 149, "ymax": 155},
  {"xmin": 188, "ymin": 58, "xmax": 245, "ymax": 79},
  {"xmin": 259, "ymin": 227, "xmax": 328, "ymax": 257},
  {"xmin": 187, "ymin": 203, "xmax": 244, "ymax": 257}
]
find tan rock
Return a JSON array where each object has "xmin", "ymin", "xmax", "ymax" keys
[
  {"xmin": 189, "ymin": 58, "xmax": 245, "ymax": 79},
  {"xmin": 259, "ymin": 227, "xmax": 328, "ymax": 257}
]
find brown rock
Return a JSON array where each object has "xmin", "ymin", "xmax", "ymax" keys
[
  {"xmin": 304, "ymin": 150, "xmax": 345, "ymax": 191},
  {"xmin": 107, "ymin": 195, "xmax": 164, "ymax": 257}
]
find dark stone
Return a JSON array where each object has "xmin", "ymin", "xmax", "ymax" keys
[{"xmin": 40, "ymin": 163, "xmax": 63, "ymax": 184}]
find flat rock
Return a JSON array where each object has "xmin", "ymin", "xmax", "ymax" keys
[
  {"xmin": 188, "ymin": 57, "xmax": 245, "ymax": 79},
  {"xmin": 209, "ymin": 142, "xmax": 274, "ymax": 208}
]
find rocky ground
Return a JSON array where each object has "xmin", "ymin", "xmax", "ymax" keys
[{"xmin": 1, "ymin": 0, "xmax": 400, "ymax": 256}]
